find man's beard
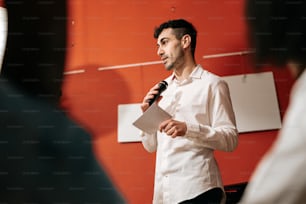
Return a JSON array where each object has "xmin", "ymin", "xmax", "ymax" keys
[
  {"xmin": 164, "ymin": 52, "xmax": 184, "ymax": 71},
  {"xmin": 165, "ymin": 61, "xmax": 174, "ymax": 71},
  {"xmin": 165, "ymin": 54, "xmax": 184, "ymax": 71}
]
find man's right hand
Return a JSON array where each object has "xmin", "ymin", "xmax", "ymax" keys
[{"xmin": 140, "ymin": 83, "xmax": 161, "ymax": 112}]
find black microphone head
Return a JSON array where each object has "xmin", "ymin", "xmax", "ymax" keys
[
  {"xmin": 159, "ymin": 80, "xmax": 168, "ymax": 91},
  {"xmin": 148, "ymin": 80, "xmax": 168, "ymax": 106}
]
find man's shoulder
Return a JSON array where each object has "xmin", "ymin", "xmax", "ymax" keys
[{"xmin": 198, "ymin": 66, "xmax": 223, "ymax": 82}]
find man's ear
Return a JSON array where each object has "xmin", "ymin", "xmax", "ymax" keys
[{"xmin": 181, "ymin": 34, "xmax": 191, "ymax": 49}]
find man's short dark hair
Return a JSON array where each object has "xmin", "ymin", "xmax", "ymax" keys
[{"xmin": 154, "ymin": 19, "xmax": 197, "ymax": 57}]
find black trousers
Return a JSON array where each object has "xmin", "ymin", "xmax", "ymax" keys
[{"xmin": 179, "ymin": 188, "xmax": 223, "ymax": 204}]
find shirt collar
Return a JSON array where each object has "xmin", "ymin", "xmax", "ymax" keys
[
  {"xmin": 165, "ymin": 64, "xmax": 204, "ymax": 84},
  {"xmin": 189, "ymin": 64, "xmax": 203, "ymax": 79}
]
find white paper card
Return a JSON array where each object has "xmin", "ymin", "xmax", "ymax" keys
[{"xmin": 133, "ymin": 103, "xmax": 172, "ymax": 134}]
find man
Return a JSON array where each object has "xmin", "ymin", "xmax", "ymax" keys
[
  {"xmin": 0, "ymin": 1, "xmax": 125, "ymax": 203},
  {"xmin": 140, "ymin": 19, "xmax": 239, "ymax": 204},
  {"xmin": 240, "ymin": 1, "xmax": 306, "ymax": 203}
]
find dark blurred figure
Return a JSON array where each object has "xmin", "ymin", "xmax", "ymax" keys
[
  {"xmin": 0, "ymin": 0, "xmax": 125, "ymax": 203},
  {"xmin": 240, "ymin": 1, "xmax": 306, "ymax": 203}
]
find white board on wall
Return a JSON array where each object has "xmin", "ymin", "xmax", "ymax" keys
[
  {"xmin": 223, "ymin": 71, "xmax": 281, "ymax": 133},
  {"xmin": 117, "ymin": 71, "xmax": 282, "ymax": 142},
  {"xmin": 118, "ymin": 103, "xmax": 142, "ymax": 143}
]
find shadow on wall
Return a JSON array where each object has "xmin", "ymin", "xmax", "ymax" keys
[{"xmin": 61, "ymin": 64, "xmax": 130, "ymax": 138}]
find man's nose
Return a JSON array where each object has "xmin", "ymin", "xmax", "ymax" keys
[{"xmin": 157, "ymin": 47, "xmax": 164, "ymax": 56}]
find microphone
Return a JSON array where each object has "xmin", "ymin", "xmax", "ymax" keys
[{"xmin": 148, "ymin": 80, "xmax": 168, "ymax": 106}]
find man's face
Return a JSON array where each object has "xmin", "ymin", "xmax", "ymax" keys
[{"xmin": 156, "ymin": 28, "xmax": 184, "ymax": 71}]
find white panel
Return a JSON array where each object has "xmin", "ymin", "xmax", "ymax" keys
[
  {"xmin": 223, "ymin": 72, "xmax": 282, "ymax": 133},
  {"xmin": 117, "ymin": 103, "xmax": 142, "ymax": 143}
]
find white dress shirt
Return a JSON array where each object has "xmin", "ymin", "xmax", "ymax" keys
[
  {"xmin": 141, "ymin": 65, "xmax": 239, "ymax": 204},
  {"xmin": 240, "ymin": 70, "xmax": 306, "ymax": 204}
]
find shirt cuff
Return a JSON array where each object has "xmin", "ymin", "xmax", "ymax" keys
[{"xmin": 185, "ymin": 123, "xmax": 200, "ymax": 138}]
